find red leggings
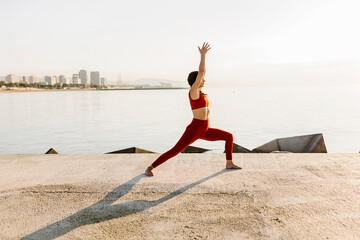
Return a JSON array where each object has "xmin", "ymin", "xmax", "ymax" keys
[{"xmin": 152, "ymin": 118, "xmax": 233, "ymax": 168}]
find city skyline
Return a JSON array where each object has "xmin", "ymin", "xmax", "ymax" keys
[
  {"xmin": 1, "ymin": 69, "xmax": 108, "ymax": 86},
  {"xmin": 1, "ymin": 0, "xmax": 359, "ymax": 87}
]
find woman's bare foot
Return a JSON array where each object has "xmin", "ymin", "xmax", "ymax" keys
[
  {"xmin": 226, "ymin": 160, "xmax": 242, "ymax": 169},
  {"xmin": 145, "ymin": 166, "xmax": 154, "ymax": 176}
]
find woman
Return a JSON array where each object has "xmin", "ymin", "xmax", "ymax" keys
[{"xmin": 145, "ymin": 43, "xmax": 241, "ymax": 176}]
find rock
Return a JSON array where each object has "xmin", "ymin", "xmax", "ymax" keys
[
  {"xmin": 45, "ymin": 148, "xmax": 58, "ymax": 154},
  {"xmin": 182, "ymin": 145, "xmax": 209, "ymax": 153},
  {"xmin": 106, "ymin": 147, "xmax": 156, "ymax": 154},
  {"xmin": 252, "ymin": 133, "xmax": 327, "ymax": 153},
  {"xmin": 224, "ymin": 143, "xmax": 251, "ymax": 153}
]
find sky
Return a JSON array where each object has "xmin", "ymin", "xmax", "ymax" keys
[{"xmin": 0, "ymin": 0, "xmax": 359, "ymax": 86}]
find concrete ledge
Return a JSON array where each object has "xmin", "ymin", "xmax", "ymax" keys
[{"xmin": 1, "ymin": 154, "xmax": 360, "ymax": 239}]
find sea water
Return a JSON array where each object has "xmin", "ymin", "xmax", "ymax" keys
[{"xmin": 0, "ymin": 85, "xmax": 359, "ymax": 154}]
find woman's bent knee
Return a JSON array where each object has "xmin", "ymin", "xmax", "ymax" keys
[{"xmin": 227, "ymin": 133, "xmax": 233, "ymax": 142}]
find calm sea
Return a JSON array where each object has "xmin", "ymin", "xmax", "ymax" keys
[{"xmin": 0, "ymin": 85, "xmax": 359, "ymax": 154}]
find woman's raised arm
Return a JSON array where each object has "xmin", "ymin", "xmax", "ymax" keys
[{"xmin": 191, "ymin": 43, "xmax": 211, "ymax": 92}]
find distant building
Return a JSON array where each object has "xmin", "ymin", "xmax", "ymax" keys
[
  {"xmin": 72, "ymin": 74, "xmax": 81, "ymax": 84},
  {"xmin": 90, "ymin": 71, "xmax": 100, "ymax": 85},
  {"xmin": 44, "ymin": 76, "xmax": 51, "ymax": 85},
  {"xmin": 44, "ymin": 76, "xmax": 56, "ymax": 85},
  {"xmin": 79, "ymin": 70, "xmax": 89, "ymax": 85},
  {"xmin": 117, "ymin": 74, "xmax": 123, "ymax": 86},
  {"xmin": 29, "ymin": 75, "xmax": 39, "ymax": 84},
  {"xmin": 101, "ymin": 77, "xmax": 108, "ymax": 86},
  {"xmin": 59, "ymin": 75, "xmax": 70, "ymax": 84},
  {"xmin": 6, "ymin": 74, "xmax": 18, "ymax": 83},
  {"xmin": 160, "ymin": 82, "xmax": 172, "ymax": 87},
  {"xmin": 59, "ymin": 75, "xmax": 66, "ymax": 84}
]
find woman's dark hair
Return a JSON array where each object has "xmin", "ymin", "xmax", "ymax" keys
[{"xmin": 187, "ymin": 71, "xmax": 198, "ymax": 86}]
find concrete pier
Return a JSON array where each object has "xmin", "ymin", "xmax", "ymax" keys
[{"xmin": 1, "ymin": 154, "xmax": 359, "ymax": 239}]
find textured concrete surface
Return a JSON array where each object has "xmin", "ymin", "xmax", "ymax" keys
[{"xmin": 0, "ymin": 153, "xmax": 359, "ymax": 240}]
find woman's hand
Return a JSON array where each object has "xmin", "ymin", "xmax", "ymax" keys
[{"xmin": 198, "ymin": 42, "xmax": 211, "ymax": 55}]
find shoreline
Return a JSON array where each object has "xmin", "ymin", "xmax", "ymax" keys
[
  {"xmin": 0, "ymin": 89, "xmax": 97, "ymax": 94},
  {"xmin": 0, "ymin": 87, "xmax": 187, "ymax": 94}
]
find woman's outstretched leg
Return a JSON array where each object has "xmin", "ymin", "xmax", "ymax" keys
[
  {"xmin": 200, "ymin": 128, "xmax": 242, "ymax": 169},
  {"xmin": 145, "ymin": 130, "xmax": 197, "ymax": 176},
  {"xmin": 151, "ymin": 129, "xmax": 197, "ymax": 167},
  {"xmin": 145, "ymin": 120, "xmax": 207, "ymax": 176}
]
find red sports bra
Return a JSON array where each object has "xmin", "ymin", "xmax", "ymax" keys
[{"xmin": 189, "ymin": 91, "xmax": 209, "ymax": 110}]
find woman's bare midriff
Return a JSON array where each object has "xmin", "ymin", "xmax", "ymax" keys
[{"xmin": 192, "ymin": 107, "xmax": 210, "ymax": 120}]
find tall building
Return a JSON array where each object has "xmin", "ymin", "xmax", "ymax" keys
[
  {"xmin": 90, "ymin": 71, "xmax": 100, "ymax": 85},
  {"xmin": 5, "ymin": 74, "xmax": 18, "ymax": 83},
  {"xmin": 44, "ymin": 76, "xmax": 51, "ymax": 85},
  {"xmin": 72, "ymin": 74, "xmax": 81, "ymax": 84},
  {"xmin": 59, "ymin": 75, "xmax": 65, "ymax": 83},
  {"xmin": 59, "ymin": 75, "xmax": 70, "ymax": 84},
  {"xmin": 29, "ymin": 75, "xmax": 39, "ymax": 83},
  {"xmin": 117, "ymin": 74, "xmax": 123, "ymax": 86},
  {"xmin": 44, "ymin": 76, "xmax": 56, "ymax": 85},
  {"xmin": 79, "ymin": 70, "xmax": 88, "ymax": 85},
  {"xmin": 101, "ymin": 77, "xmax": 108, "ymax": 86}
]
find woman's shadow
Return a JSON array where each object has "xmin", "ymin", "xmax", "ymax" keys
[{"xmin": 22, "ymin": 169, "xmax": 233, "ymax": 240}]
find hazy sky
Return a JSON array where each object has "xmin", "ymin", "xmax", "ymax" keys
[{"xmin": 1, "ymin": 0, "xmax": 359, "ymax": 86}]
